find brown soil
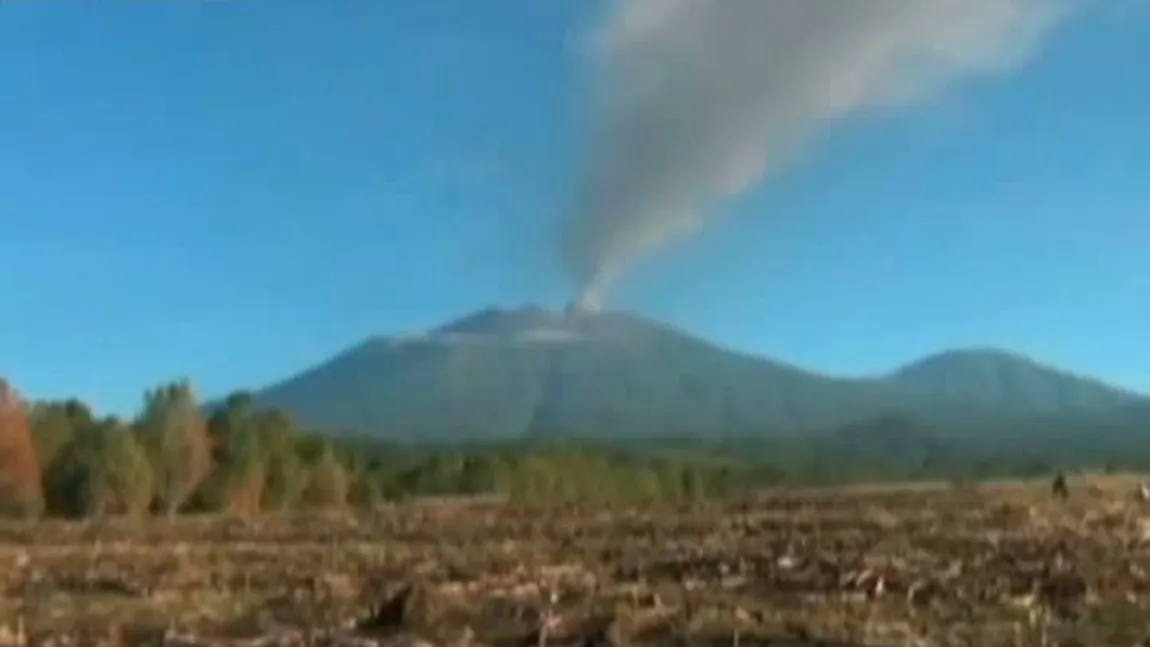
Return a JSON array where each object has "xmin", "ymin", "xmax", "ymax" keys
[{"xmin": 2, "ymin": 476, "xmax": 1150, "ymax": 646}]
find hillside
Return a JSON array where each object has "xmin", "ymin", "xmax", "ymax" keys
[
  {"xmin": 886, "ymin": 348, "xmax": 1139, "ymax": 415},
  {"xmin": 247, "ymin": 306, "xmax": 1147, "ymax": 441}
]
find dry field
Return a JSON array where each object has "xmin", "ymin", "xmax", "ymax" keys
[{"xmin": 2, "ymin": 476, "xmax": 1150, "ymax": 647}]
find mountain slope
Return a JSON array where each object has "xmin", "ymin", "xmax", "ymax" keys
[
  {"xmin": 247, "ymin": 306, "xmax": 1146, "ymax": 441},
  {"xmin": 886, "ymin": 348, "xmax": 1138, "ymax": 415}
]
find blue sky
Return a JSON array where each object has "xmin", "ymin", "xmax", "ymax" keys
[{"xmin": 1, "ymin": 1, "xmax": 1147, "ymax": 416}]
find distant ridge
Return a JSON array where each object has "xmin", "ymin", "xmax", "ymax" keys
[
  {"xmin": 244, "ymin": 306, "xmax": 1147, "ymax": 441},
  {"xmin": 886, "ymin": 348, "xmax": 1140, "ymax": 415}
]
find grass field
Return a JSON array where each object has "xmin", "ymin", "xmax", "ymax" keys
[{"xmin": 2, "ymin": 474, "xmax": 1149, "ymax": 646}]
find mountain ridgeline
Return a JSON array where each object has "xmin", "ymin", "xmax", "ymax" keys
[{"xmin": 244, "ymin": 306, "xmax": 1148, "ymax": 445}]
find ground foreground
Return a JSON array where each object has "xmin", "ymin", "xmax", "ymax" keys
[{"xmin": 3, "ymin": 477, "xmax": 1150, "ymax": 647}]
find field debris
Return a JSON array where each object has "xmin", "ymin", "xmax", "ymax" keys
[{"xmin": 3, "ymin": 477, "xmax": 1150, "ymax": 646}]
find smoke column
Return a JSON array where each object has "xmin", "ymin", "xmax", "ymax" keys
[{"xmin": 563, "ymin": 0, "xmax": 1071, "ymax": 310}]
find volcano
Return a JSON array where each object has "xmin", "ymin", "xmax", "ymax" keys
[{"xmin": 242, "ymin": 306, "xmax": 1145, "ymax": 442}]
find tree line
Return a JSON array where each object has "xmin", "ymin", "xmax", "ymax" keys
[
  {"xmin": 2, "ymin": 375, "xmax": 1145, "ymax": 519},
  {"xmin": 0, "ymin": 377, "xmax": 766, "ymax": 519}
]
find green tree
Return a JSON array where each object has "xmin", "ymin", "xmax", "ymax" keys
[
  {"xmin": 199, "ymin": 392, "xmax": 266, "ymax": 516},
  {"xmin": 256, "ymin": 410, "xmax": 306, "ymax": 511},
  {"xmin": 301, "ymin": 444, "xmax": 350, "ymax": 509},
  {"xmin": 53, "ymin": 419, "xmax": 155, "ymax": 518},
  {"xmin": 28, "ymin": 399, "xmax": 93, "ymax": 473},
  {"xmin": 137, "ymin": 380, "xmax": 212, "ymax": 517},
  {"xmin": 349, "ymin": 469, "xmax": 388, "ymax": 507}
]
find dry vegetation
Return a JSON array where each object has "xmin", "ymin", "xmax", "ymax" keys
[{"xmin": 2, "ymin": 476, "xmax": 1150, "ymax": 647}]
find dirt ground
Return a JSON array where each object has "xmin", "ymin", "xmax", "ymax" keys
[{"xmin": 2, "ymin": 475, "xmax": 1150, "ymax": 647}]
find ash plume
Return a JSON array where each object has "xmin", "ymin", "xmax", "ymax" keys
[{"xmin": 563, "ymin": 0, "xmax": 1072, "ymax": 307}]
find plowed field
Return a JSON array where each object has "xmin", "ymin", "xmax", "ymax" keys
[{"xmin": 2, "ymin": 477, "xmax": 1149, "ymax": 646}]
